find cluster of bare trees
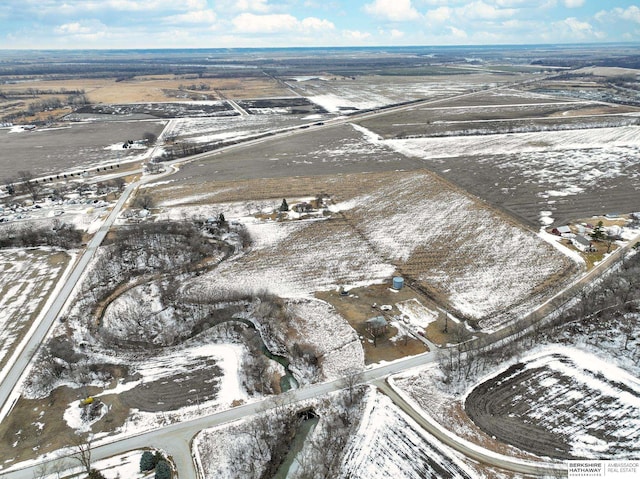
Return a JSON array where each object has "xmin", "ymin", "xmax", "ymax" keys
[
  {"xmin": 1, "ymin": 92, "xmax": 90, "ymax": 123},
  {"xmin": 216, "ymin": 387, "xmax": 365, "ymax": 479},
  {"xmin": 0, "ymin": 221, "xmax": 82, "ymax": 249}
]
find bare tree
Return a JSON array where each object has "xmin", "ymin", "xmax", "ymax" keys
[
  {"xmin": 3, "ymin": 177, "xmax": 15, "ymax": 195},
  {"xmin": 70, "ymin": 434, "xmax": 93, "ymax": 475},
  {"xmin": 133, "ymin": 194, "xmax": 154, "ymax": 210},
  {"xmin": 143, "ymin": 132, "xmax": 158, "ymax": 144},
  {"xmin": 17, "ymin": 170, "xmax": 42, "ymax": 202},
  {"xmin": 32, "ymin": 460, "xmax": 50, "ymax": 479},
  {"xmin": 341, "ymin": 368, "xmax": 364, "ymax": 406}
]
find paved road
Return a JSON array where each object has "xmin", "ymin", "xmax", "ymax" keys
[{"xmin": 375, "ymin": 380, "xmax": 568, "ymax": 477}]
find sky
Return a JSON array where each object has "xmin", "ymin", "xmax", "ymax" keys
[{"xmin": 0, "ymin": 0, "xmax": 639, "ymax": 49}]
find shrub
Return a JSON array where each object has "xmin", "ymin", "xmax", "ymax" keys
[
  {"xmin": 155, "ymin": 460, "xmax": 171, "ymax": 479},
  {"xmin": 88, "ymin": 469, "xmax": 105, "ymax": 479},
  {"xmin": 140, "ymin": 451, "xmax": 156, "ymax": 472}
]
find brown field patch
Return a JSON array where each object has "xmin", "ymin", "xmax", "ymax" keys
[{"xmin": 317, "ymin": 284, "xmax": 429, "ymax": 364}]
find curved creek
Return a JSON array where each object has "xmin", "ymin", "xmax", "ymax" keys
[{"xmin": 225, "ymin": 317, "xmax": 299, "ymax": 392}]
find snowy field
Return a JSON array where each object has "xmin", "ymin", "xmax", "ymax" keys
[
  {"xmin": 338, "ymin": 172, "xmax": 574, "ymax": 329},
  {"xmin": 289, "ymin": 75, "xmax": 516, "ymax": 113},
  {"xmin": 164, "ymin": 113, "xmax": 325, "ymax": 145},
  {"xmin": 383, "ymin": 125, "xmax": 640, "ymax": 161},
  {"xmin": 395, "ymin": 345, "xmax": 640, "ymax": 463},
  {"xmin": 157, "ymin": 168, "xmax": 573, "ymax": 332},
  {"xmin": 0, "ymin": 248, "xmax": 68, "ymax": 369},
  {"xmin": 287, "ymin": 300, "xmax": 365, "ymax": 380},
  {"xmin": 465, "ymin": 347, "xmax": 640, "ymax": 460},
  {"xmin": 340, "ymin": 390, "xmax": 474, "ymax": 479},
  {"xmin": 190, "ymin": 217, "xmax": 394, "ymax": 300},
  {"xmin": 1, "ymin": 120, "xmax": 165, "ymax": 179}
]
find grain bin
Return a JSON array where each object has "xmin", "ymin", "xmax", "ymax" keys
[{"xmin": 392, "ymin": 276, "xmax": 404, "ymax": 290}]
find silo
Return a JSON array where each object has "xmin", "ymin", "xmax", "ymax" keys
[{"xmin": 392, "ymin": 276, "xmax": 404, "ymax": 290}]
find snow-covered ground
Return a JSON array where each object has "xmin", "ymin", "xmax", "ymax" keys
[
  {"xmin": 381, "ymin": 125, "xmax": 640, "ymax": 198},
  {"xmin": 339, "ymin": 389, "xmax": 474, "ymax": 479},
  {"xmin": 0, "ymin": 248, "xmax": 68, "ymax": 368},
  {"xmin": 287, "ymin": 299, "xmax": 364, "ymax": 380},
  {"xmin": 336, "ymin": 172, "xmax": 574, "ymax": 328},
  {"xmin": 395, "ymin": 345, "xmax": 640, "ymax": 462}
]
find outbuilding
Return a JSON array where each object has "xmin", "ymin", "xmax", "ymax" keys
[{"xmin": 552, "ymin": 225, "xmax": 571, "ymax": 236}]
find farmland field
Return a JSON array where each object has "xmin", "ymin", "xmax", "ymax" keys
[
  {"xmin": 165, "ymin": 123, "xmax": 421, "ymax": 184},
  {"xmin": 1, "ymin": 120, "xmax": 165, "ymax": 179},
  {"xmin": 381, "ymin": 126, "xmax": 640, "ymax": 227},
  {"xmin": 0, "ymin": 248, "xmax": 69, "ymax": 372},
  {"xmin": 163, "ymin": 113, "xmax": 327, "ymax": 146},
  {"xmin": 465, "ymin": 348, "xmax": 640, "ymax": 460},
  {"xmin": 156, "ymin": 168, "xmax": 575, "ymax": 332},
  {"xmin": 357, "ymin": 96, "xmax": 639, "ymax": 139},
  {"xmin": 285, "ymin": 73, "xmax": 522, "ymax": 113}
]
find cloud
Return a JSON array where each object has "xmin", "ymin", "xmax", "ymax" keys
[
  {"xmin": 364, "ymin": 0, "xmax": 421, "ymax": 22},
  {"xmin": 232, "ymin": 13, "xmax": 334, "ymax": 34},
  {"xmin": 563, "ymin": 0, "xmax": 584, "ymax": 7},
  {"xmin": 425, "ymin": 6, "xmax": 452, "ymax": 23},
  {"xmin": 448, "ymin": 25, "xmax": 468, "ymax": 39},
  {"xmin": 301, "ymin": 17, "xmax": 335, "ymax": 31},
  {"xmin": 343, "ymin": 30, "xmax": 372, "ymax": 40},
  {"xmin": 554, "ymin": 16, "xmax": 605, "ymax": 40},
  {"xmin": 164, "ymin": 9, "xmax": 217, "ymax": 25},
  {"xmin": 233, "ymin": 13, "xmax": 298, "ymax": 33},
  {"xmin": 233, "ymin": 0, "xmax": 270, "ymax": 13},
  {"xmin": 597, "ymin": 5, "xmax": 640, "ymax": 24},
  {"xmin": 53, "ymin": 19, "xmax": 108, "ymax": 41},
  {"xmin": 457, "ymin": 1, "xmax": 516, "ymax": 20},
  {"xmin": 390, "ymin": 29, "xmax": 405, "ymax": 38},
  {"xmin": 55, "ymin": 22, "xmax": 94, "ymax": 35}
]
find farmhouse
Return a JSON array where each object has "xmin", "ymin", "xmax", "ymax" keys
[
  {"xmin": 293, "ymin": 202, "xmax": 313, "ymax": 213},
  {"xmin": 571, "ymin": 235, "xmax": 594, "ymax": 252}
]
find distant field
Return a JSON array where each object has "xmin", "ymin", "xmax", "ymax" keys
[
  {"xmin": 164, "ymin": 123, "xmax": 421, "ymax": 184},
  {"xmin": 285, "ymin": 73, "xmax": 524, "ymax": 113},
  {"xmin": 0, "ymin": 120, "xmax": 165, "ymax": 179},
  {"xmin": 380, "ymin": 125, "xmax": 640, "ymax": 227},
  {"xmin": 0, "ymin": 76, "xmax": 292, "ymax": 120},
  {"xmin": 357, "ymin": 92, "xmax": 639, "ymax": 139}
]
